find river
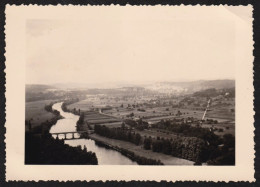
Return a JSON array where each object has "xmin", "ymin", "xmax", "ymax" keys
[{"xmin": 50, "ymin": 102, "xmax": 137, "ymax": 165}]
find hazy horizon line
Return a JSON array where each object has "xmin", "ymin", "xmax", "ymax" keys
[{"xmin": 26, "ymin": 78, "xmax": 235, "ymax": 86}]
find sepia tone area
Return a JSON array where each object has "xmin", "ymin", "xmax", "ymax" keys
[
  {"xmin": 25, "ymin": 17, "xmax": 235, "ymax": 166},
  {"xmin": 25, "ymin": 80, "xmax": 235, "ymax": 165},
  {"xmin": 5, "ymin": 5, "xmax": 255, "ymax": 181}
]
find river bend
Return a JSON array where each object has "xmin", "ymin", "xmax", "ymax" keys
[{"xmin": 50, "ymin": 102, "xmax": 137, "ymax": 165}]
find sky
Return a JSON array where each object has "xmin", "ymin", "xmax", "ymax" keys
[{"xmin": 25, "ymin": 6, "xmax": 242, "ymax": 85}]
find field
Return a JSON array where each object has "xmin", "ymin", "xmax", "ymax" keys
[
  {"xmin": 67, "ymin": 95, "xmax": 153, "ymax": 111},
  {"xmin": 104, "ymin": 106, "xmax": 233, "ymax": 124},
  {"xmin": 69, "ymin": 93, "xmax": 235, "ymax": 137},
  {"xmin": 25, "ymin": 100, "xmax": 56, "ymax": 130},
  {"xmin": 67, "ymin": 99, "xmax": 105, "ymax": 111},
  {"xmin": 84, "ymin": 111, "xmax": 122, "ymax": 126},
  {"xmin": 207, "ymin": 108, "xmax": 235, "ymax": 121}
]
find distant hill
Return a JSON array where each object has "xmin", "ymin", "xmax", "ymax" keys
[
  {"xmin": 26, "ymin": 84, "xmax": 57, "ymax": 93},
  {"xmin": 144, "ymin": 79, "xmax": 235, "ymax": 94},
  {"xmin": 26, "ymin": 84, "xmax": 62, "ymax": 102},
  {"xmin": 193, "ymin": 87, "xmax": 235, "ymax": 98},
  {"xmin": 197, "ymin": 80, "xmax": 235, "ymax": 90},
  {"xmin": 26, "ymin": 80, "xmax": 235, "ymax": 95}
]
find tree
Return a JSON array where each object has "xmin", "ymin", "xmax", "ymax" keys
[
  {"xmin": 162, "ymin": 139, "xmax": 172, "ymax": 155},
  {"xmin": 77, "ymin": 113, "xmax": 84, "ymax": 126},
  {"xmin": 144, "ymin": 138, "xmax": 152, "ymax": 150},
  {"xmin": 135, "ymin": 133, "xmax": 141, "ymax": 145},
  {"xmin": 121, "ymin": 122, "xmax": 126, "ymax": 130},
  {"xmin": 223, "ymin": 134, "xmax": 235, "ymax": 148}
]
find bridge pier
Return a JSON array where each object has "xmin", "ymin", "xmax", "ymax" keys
[{"xmin": 50, "ymin": 131, "xmax": 87, "ymax": 140}]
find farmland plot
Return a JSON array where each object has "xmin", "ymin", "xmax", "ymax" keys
[{"xmin": 84, "ymin": 111, "xmax": 121, "ymax": 125}]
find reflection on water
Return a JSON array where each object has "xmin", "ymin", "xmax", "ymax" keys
[
  {"xmin": 50, "ymin": 102, "xmax": 137, "ymax": 165},
  {"xmin": 66, "ymin": 139, "xmax": 137, "ymax": 165}
]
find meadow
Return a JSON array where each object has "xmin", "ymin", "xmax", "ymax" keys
[
  {"xmin": 25, "ymin": 100, "xmax": 57, "ymax": 130},
  {"xmin": 84, "ymin": 111, "xmax": 121, "ymax": 125}
]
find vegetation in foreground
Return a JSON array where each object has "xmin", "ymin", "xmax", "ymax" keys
[
  {"xmin": 25, "ymin": 133, "xmax": 98, "ymax": 165},
  {"xmin": 25, "ymin": 101, "xmax": 98, "ymax": 165},
  {"xmin": 94, "ymin": 124, "xmax": 235, "ymax": 165}
]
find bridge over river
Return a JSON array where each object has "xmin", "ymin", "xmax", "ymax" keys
[
  {"xmin": 49, "ymin": 102, "xmax": 137, "ymax": 165},
  {"xmin": 50, "ymin": 130, "xmax": 94, "ymax": 140}
]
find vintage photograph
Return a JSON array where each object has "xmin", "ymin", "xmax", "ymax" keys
[
  {"xmin": 25, "ymin": 10, "xmax": 236, "ymax": 166},
  {"xmin": 5, "ymin": 5, "xmax": 255, "ymax": 182}
]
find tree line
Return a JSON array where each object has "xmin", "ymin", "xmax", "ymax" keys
[
  {"xmin": 124, "ymin": 119, "xmax": 149, "ymax": 131},
  {"xmin": 143, "ymin": 136, "xmax": 207, "ymax": 163},
  {"xmin": 94, "ymin": 124, "xmax": 206, "ymax": 163},
  {"xmin": 61, "ymin": 98, "xmax": 80, "ymax": 113},
  {"xmin": 151, "ymin": 120, "xmax": 235, "ymax": 165},
  {"xmin": 94, "ymin": 125, "xmax": 142, "ymax": 145},
  {"xmin": 152, "ymin": 121, "xmax": 221, "ymax": 146},
  {"xmin": 95, "ymin": 122, "xmax": 235, "ymax": 165}
]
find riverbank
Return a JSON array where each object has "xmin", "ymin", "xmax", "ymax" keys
[
  {"xmin": 91, "ymin": 136, "xmax": 163, "ymax": 165},
  {"xmin": 25, "ymin": 101, "xmax": 98, "ymax": 165},
  {"xmin": 51, "ymin": 102, "xmax": 137, "ymax": 165},
  {"xmin": 25, "ymin": 100, "xmax": 64, "ymax": 134},
  {"xmin": 89, "ymin": 133, "xmax": 194, "ymax": 165},
  {"xmin": 63, "ymin": 100, "xmax": 194, "ymax": 165}
]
